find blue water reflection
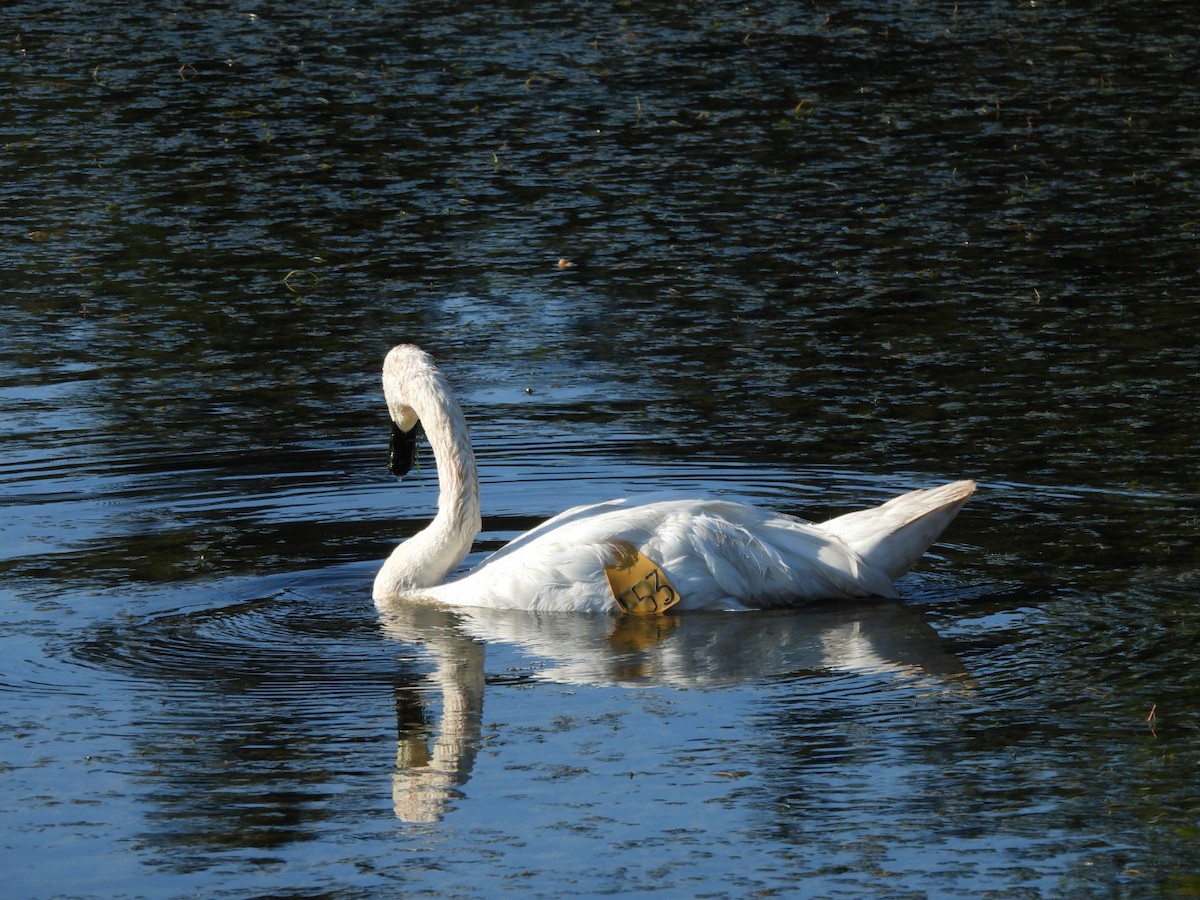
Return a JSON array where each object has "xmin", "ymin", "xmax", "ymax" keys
[{"xmin": 379, "ymin": 598, "xmax": 967, "ymax": 822}]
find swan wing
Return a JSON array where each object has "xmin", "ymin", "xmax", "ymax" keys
[
  {"xmin": 472, "ymin": 498, "xmax": 632, "ymax": 570},
  {"xmin": 650, "ymin": 503, "xmax": 898, "ymax": 607},
  {"xmin": 429, "ymin": 499, "xmax": 896, "ymax": 612}
]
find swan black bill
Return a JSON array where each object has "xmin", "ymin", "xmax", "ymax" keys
[{"xmin": 388, "ymin": 422, "xmax": 422, "ymax": 477}]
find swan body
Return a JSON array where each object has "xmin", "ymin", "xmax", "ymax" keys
[{"xmin": 372, "ymin": 344, "xmax": 974, "ymax": 613}]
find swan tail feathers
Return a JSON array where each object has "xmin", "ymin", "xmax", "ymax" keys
[{"xmin": 819, "ymin": 480, "xmax": 975, "ymax": 582}]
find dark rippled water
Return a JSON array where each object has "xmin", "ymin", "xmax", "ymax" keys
[{"xmin": 4, "ymin": 1, "xmax": 1200, "ymax": 896}]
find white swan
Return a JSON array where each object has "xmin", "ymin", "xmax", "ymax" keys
[{"xmin": 372, "ymin": 344, "xmax": 974, "ymax": 613}]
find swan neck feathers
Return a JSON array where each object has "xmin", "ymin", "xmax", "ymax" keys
[{"xmin": 374, "ymin": 345, "xmax": 482, "ymax": 599}]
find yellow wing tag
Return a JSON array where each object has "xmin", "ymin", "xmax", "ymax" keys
[{"xmin": 604, "ymin": 541, "xmax": 681, "ymax": 616}]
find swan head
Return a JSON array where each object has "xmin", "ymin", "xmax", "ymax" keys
[
  {"xmin": 382, "ymin": 344, "xmax": 432, "ymax": 435},
  {"xmin": 380, "ymin": 343, "xmax": 476, "ymax": 485},
  {"xmin": 382, "ymin": 345, "xmax": 447, "ymax": 478}
]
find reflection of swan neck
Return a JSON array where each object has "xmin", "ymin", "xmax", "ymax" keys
[
  {"xmin": 374, "ymin": 347, "xmax": 482, "ymax": 598},
  {"xmin": 393, "ymin": 654, "xmax": 485, "ymax": 822},
  {"xmin": 389, "ymin": 605, "xmax": 487, "ymax": 823}
]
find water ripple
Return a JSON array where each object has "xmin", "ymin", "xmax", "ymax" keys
[{"xmin": 72, "ymin": 585, "xmax": 418, "ymax": 706}]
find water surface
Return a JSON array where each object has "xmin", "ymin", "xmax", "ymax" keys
[{"xmin": 3, "ymin": 1, "xmax": 1200, "ymax": 896}]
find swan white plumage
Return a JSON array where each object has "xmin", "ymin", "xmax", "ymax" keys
[{"xmin": 372, "ymin": 344, "xmax": 974, "ymax": 613}]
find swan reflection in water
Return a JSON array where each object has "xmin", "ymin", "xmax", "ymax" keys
[{"xmin": 376, "ymin": 598, "xmax": 968, "ymax": 823}]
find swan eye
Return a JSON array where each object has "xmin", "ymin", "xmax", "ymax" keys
[{"xmin": 388, "ymin": 422, "xmax": 423, "ymax": 477}]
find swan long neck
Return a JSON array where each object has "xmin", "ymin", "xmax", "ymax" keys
[{"xmin": 373, "ymin": 347, "xmax": 482, "ymax": 600}]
